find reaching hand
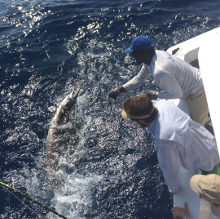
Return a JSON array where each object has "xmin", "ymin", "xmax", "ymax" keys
[
  {"xmin": 172, "ymin": 202, "xmax": 191, "ymax": 219},
  {"xmin": 141, "ymin": 90, "xmax": 157, "ymax": 100},
  {"xmin": 107, "ymin": 88, "xmax": 121, "ymax": 100}
]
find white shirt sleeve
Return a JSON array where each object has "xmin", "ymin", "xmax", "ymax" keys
[
  {"xmin": 157, "ymin": 141, "xmax": 182, "ymax": 194},
  {"xmin": 155, "ymin": 68, "xmax": 184, "ymax": 99},
  {"xmin": 122, "ymin": 64, "xmax": 150, "ymax": 92}
]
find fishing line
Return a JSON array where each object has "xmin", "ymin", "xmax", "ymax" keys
[
  {"xmin": 0, "ymin": 181, "xmax": 69, "ymax": 219},
  {"xmin": 1, "ymin": 185, "xmax": 40, "ymax": 218}
]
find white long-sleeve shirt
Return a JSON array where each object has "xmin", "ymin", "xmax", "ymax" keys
[
  {"xmin": 123, "ymin": 50, "xmax": 203, "ymax": 99},
  {"xmin": 148, "ymin": 100, "xmax": 219, "ymax": 193}
]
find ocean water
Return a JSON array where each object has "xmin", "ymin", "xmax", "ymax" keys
[{"xmin": 0, "ymin": 0, "xmax": 220, "ymax": 218}]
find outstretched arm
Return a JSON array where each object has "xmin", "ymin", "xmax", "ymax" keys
[
  {"xmin": 107, "ymin": 64, "xmax": 150, "ymax": 100},
  {"xmin": 122, "ymin": 64, "xmax": 150, "ymax": 92}
]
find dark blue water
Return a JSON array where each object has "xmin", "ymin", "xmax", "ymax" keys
[{"xmin": 1, "ymin": 0, "xmax": 220, "ymax": 218}]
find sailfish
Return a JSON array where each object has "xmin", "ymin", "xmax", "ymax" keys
[{"xmin": 46, "ymin": 78, "xmax": 88, "ymax": 188}]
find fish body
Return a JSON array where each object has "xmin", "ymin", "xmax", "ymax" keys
[{"xmin": 46, "ymin": 79, "xmax": 87, "ymax": 187}]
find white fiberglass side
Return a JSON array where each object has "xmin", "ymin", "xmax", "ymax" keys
[
  {"xmin": 167, "ymin": 27, "xmax": 220, "ymax": 219},
  {"xmin": 199, "ymin": 27, "xmax": 220, "ymax": 153}
]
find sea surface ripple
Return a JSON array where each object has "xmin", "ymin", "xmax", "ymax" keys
[{"xmin": 0, "ymin": 0, "xmax": 220, "ymax": 218}]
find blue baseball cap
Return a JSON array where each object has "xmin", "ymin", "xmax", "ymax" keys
[{"xmin": 124, "ymin": 36, "xmax": 153, "ymax": 53}]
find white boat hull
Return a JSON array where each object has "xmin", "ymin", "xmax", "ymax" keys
[{"xmin": 167, "ymin": 27, "xmax": 220, "ymax": 219}]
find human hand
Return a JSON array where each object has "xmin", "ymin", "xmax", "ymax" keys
[
  {"xmin": 107, "ymin": 88, "xmax": 121, "ymax": 100},
  {"xmin": 141, "ymin": 90, "xmax": 157, "ymax": 100},
  {"xmin": 172, "ymin": 202, "xmax": 191, "ymax": 219}
]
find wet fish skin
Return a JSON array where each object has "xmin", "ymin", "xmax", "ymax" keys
[{"xmin": 46, "ymin": 78, "xmax": 87, "ymax": 188}]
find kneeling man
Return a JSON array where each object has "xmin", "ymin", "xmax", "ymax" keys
[{"xmin": 121, "ymin": 95, "xmax": 220, "ymax": 193}]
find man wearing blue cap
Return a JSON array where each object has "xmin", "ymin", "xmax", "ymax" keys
[{"xmin": 107, "ymin": 36, "xmax": 209, "ymax": 128}]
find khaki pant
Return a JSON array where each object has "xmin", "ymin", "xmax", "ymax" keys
[{"xmin": 185, "ymin": 88, "xmax": 209, "ymax": 126}]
